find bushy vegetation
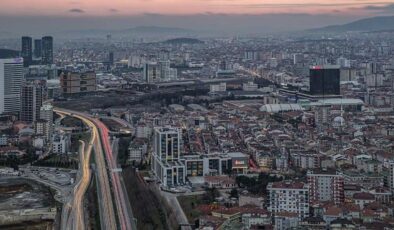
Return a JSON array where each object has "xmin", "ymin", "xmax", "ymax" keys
[
  {"xmin": 236, "ymin": 173, "xmax": 283, "ymax": 195},
  {"xmin": 33, "ymin": 155, "xmax": 78, "ymax": 169}
]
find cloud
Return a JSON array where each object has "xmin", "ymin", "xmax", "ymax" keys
[
  {"xmin": 69, "ymin": 8, "xmax": 85, "ymax": 13},
  {"xmin": 109, "ymin": 9, "xmax": 119, "ymax": 13},
  {"xmin": 143, "ymin": 12, "xmax": 163, "ymax": 17},
  {"xmin": 354, "ymin": 3, "xmax": 394, "ymax": 14},
  {"xmin": 215, "ymin": 2, "xmax": 394, "ymax": 9},
  {"xmin": 365, "ymin": 3, "xmax": 394, "ymax": 10}
]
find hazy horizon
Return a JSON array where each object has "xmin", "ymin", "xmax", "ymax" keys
[
  {"xmin": 0, "ymin": 14, "xmax": 373, "ymax": 38},
  {"xmin": 1, "ymin": 0, "xmax": 394, "ymax": 37}
]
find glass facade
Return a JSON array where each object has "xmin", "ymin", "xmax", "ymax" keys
[{"xmin": 310, "ymin": 67, "xmax": 340, "ymax": 96}]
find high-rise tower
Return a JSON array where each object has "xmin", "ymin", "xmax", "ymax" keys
[
  {"xmin": 42, "ymin": 36, "xmax": 53, "ymax": 65},
  {"xmin": 21, "ymin": 36, "xmax": 33, "ymax": 67}
]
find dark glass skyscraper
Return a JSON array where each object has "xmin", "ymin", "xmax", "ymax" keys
[
  {"xmin": 21, "ymin": 36, "xmax": 33, "ymax": 67},
  {"xmin": 309, "ymin": 65, "xmax": 340, "ymax": 96},
  {"xmin": 41, "ymin": 36, "xmax": 53, "ymax": 65},
  {"xmin": 109, "ymin": 51, "xmax": 114, "ymax": 65},
  {"xmin": 34, "ymin": 39, "xmax": 42, "ymax": 59}
]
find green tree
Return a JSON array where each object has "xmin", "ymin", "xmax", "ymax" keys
[{"xmin": 230, "ymin": 188, "xmax": 238, "ymax": 199}]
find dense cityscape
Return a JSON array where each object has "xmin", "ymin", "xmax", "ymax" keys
[{"xmin": 0, "ymin": 2, "xmax": 394, "ymax": 230}]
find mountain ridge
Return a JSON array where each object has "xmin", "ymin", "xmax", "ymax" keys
[{"xmin": 309, "ymin": 16, "xmax": 394, "ymax": 32}]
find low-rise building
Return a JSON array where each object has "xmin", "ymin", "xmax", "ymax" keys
[
  {"xmin": 274, "ymin": 212, "xmax": 299, "ymax": 230},
  {"xmin": 204, "ymin": 176, "xmax": 236, "ymax": 189},
  {"xmin": 52, "ymin": 133, "xmax": 70, "ymax": 154},
  {"xmin": 353, "ymin": 192, "xmax": 375, "ymax": 209},
  {"xmin": 241, "ymin": 209, "xmax": 271, "ymax": 229}
]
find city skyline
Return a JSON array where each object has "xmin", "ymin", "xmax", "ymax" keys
[{"xmin": 0, "ymin": 0, "xmax": 394, "ymax": 229}]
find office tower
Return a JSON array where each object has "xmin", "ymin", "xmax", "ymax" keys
[
  {"xmin": 307, "ymin": 168, "xmax": 344, "ymax": 205},
  {"xmin": 109, "ymin": 52, "xmax": 114, "ymax": 65},
  {"xmin": 388, "ymin": 162, "xmax": 394, "ymax": 192},
  {"xmin": 144, "ymin": 62, "xmax": 160, "ymax": 83},
  {"xmin": 39, "ymin": 104, "xmax": 53, "ymax": 141},
  {"xmin": 244, "ymin": 50, "xmax": 259, "ymax": 61},
  {"xmin": 21, "ymin": 36, "xmax": 33, "ymax": 67},
  {"xmin": 314, "ymin": 106, "xmax": 329, "ymax": 127},
  {"xmin": 60, "ymin": 71, "xmax": 97, "ymax": 95},
  {"xmin": 219, "ymin": 60, "xmax": 227, "ymax": 70},
  {"xmin": 336, "ymin": 57, "xmax": 350, "ymax": 68},
  {"xmin": 0, "ymin": 58, "xmax": 23, "ymax": 114},
  {"xmin": 293, "ymin": 53, "xmax": 304, "ymax": 65},
  {"xmin": 144, "ymin": 61, "xmax": 176, "ymax": 83},
  {"xmin": 151, "ymin": 127, "xmax": 185, "ymax": 187},
  {"xmin": 158, "ymin": 50, "xmax": 170, "ymax": 60},
  {"xmin": 20, "ymin": 84, "xmax": 44, "ymax": 123},
  {"xmin": 169, "ymin": 68, "xmax": 177, "ymax": 80},
  {"xmin": 309, "ymin": 65, "xmax": 340, "ymax": 96},
  {"xmin": 34, "ymin": 39, "xmax": 42, "ymax": 59},
  {"xmin": 154, "ymin": 127, "xmax": 180, "ymax": 161},
  {"xmin": 267, "ymin": 181, "xmax": 309, "ymax": 219},
  {"xmin": 158, "ymin": 60, "xmax": 170, "ymax": 81},
  {"xmin": 41, "ymin": 36, "xmax": 53, "ymax": 65}
]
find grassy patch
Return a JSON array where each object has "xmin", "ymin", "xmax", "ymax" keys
[
  {"xmin": 61, "ymin": 116, "xmax": 84, "ymax": 127},
  {"xmin": 70, "ymin": 132, "xmax": 91, "ymax": 153},
  {"xmin": 177, "ymin": 195, "xmax": 204, "ymax": 223},
  {"xmin": 123, "ymin": 167, "xmax": 178, "ymax": 230},
  {"xmin": 139, "ymin": 170, "xmax": 150, "ymax": 177},
  {"xmin": 87, "ymin": 176, "xmax": 101, "ymax": 230}
]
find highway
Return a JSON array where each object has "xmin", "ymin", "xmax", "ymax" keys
[
  {"xmin": 55, "ymin": 108, "xmax": 136, "ymax": 230},
  {"xmin": 72, "ymin": 139, "xmax": 93, "ymax": 230},
  {"xmin": 95, "ymin": 118, "xmax": 136, "ymax": 230},
  {"xmin": 101, "ymin": 115, "xmax": 133, "ymax": 129},
  {"xmin": 54, "ymin": 109, "xmax": 118, "ymax": 230}
]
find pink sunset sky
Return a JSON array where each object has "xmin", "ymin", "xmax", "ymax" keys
[{"xmin": 2, "ymin": 0, "xmax": 394, "ymax": 16}]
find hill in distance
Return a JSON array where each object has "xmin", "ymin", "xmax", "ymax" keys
[
  {"xmin": 60, "ymin": 26, "xmax": 193, "ymax": 38},
  {"xmin": 0, "ymin": 49, "xmax": 20, "ymax": 59},
  {"xmin": 309, "ymin": 16, "xmax": 394, "ymax": 32},
  {"xmin": 163, "ymin": 37, "xmax": 204, "ymax": 44},
  {"xmin": 125, "ymin": 26, "xmax": 191, "ymax": 34}
]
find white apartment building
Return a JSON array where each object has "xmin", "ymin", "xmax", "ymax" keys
[
  {"xmin": 151, "ymin": 127, "xmax": 185, "ymax": 187},
  {"xmin": 267, "ymin": 181, "xmax": 309, "ymax": 220},
  {"xmin": 307, "ymin": 168, "xmax": 344, "ymax": 204},
  {"xmin": 52, "ymin": 133, "xmax": 70, "ymax": 154},
  {"xmin": 0, "ymin": 58, "xmax": 23, "ymax": 114},
  {"xmin": 210, "ymin": 83, "xmax": 227, "ymax": 93},
  {"xmin": 39, "ymin": 104, "xmax": 53, "ymax": 141},
  {"xmin": 242, "ymin": 82, "xmax": 258, "ymax": 91}
]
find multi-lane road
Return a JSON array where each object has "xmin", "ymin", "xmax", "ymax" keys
[
  {"xmin": 55, "ymin": 109, "xmax": 117, "ymax": 230},
  {"xmin": 95, "ymin": 118, "xmax": 136, "ymax": 230},
  {"xmin": 55, "ymin": 108, "xmax": 136, "ymax": 230}
]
